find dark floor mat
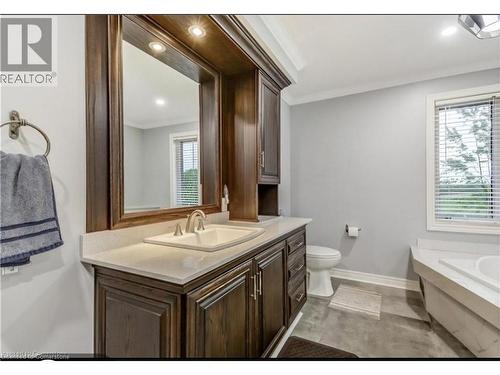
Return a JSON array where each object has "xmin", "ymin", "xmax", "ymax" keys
[{"xmin": 278, "ymin": 336, "xmax": 358, "ymax": 359}]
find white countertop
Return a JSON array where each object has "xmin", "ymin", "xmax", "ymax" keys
[{"xmin": 81, "ymin": 216, "xmax": 311, "ymax": 285}]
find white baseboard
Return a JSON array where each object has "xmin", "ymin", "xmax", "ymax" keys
[{"xmin": 331, "ymin": 268, "xmax": 420, "ymax": 292}]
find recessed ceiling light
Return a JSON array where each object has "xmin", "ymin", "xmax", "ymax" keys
[
  {"xmin": 148, "ymin": 42, "xmax": 166, "ymax": 53},
  {"xmin": 188, "ymin": 25, "xmax": 206, "ymax": 38},
  {"xmin": 459, "ymin": 15, "xmax": 500, "ymax": 39},
  {"xmin": 155, "ymin": 98, "xmax": 166, "ymax": 106},
  {"xmin": 441, "ymin": 26, "xmax": 457, "ymax": 37}
]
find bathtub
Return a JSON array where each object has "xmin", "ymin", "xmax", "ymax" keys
[
  {"xmin": 411, "ymin": 239, "xmax": 500, "ymax": 357},
  {"xmin": 440, "ymin": 255, "xmax": 500, "ymax": 292}
]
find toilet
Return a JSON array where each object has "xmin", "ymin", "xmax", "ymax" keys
[{"xmin": 306, "ymin": 245, "xmax": 342, "ymax": 297}]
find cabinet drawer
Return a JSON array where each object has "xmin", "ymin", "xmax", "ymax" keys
[
  {"xmin": 287, "ymin": 231, "xmax": 305, "ymax": 255},
  {"xmin": 287, "ymin": 245, "xmax": 305, "ymax": 267},
  {"xmin": 288, "ymin": 279, "xmax": 306, "ymax": 319},
  {"xmin": 288, "ymin": 250, "xmax": 306, "ymax": 281},
  {"xmin": 288, "ymin": 266, "xmax": 306, "ymax": 291}
]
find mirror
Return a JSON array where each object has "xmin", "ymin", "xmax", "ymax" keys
[
  {"xmin": 122, "ymin": 40, "xmax": 200, "ymax": 213},
  {"xmin": 119, "ymin": 16, "xmax": 220, "ymax": 217}
]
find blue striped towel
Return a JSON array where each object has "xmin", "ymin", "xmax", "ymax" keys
[{"xmin": 0, "ymin": 151, "xmax": 63, "ymax": 267}]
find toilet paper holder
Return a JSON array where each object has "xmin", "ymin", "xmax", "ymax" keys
[{"xmin": 345, "ymin": 224, "xmax": 362, "ymax": 234}]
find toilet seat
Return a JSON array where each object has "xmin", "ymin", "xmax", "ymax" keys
[{"xmin": 306, "ymin": 245, "xmax": 341, "ymax": 260}]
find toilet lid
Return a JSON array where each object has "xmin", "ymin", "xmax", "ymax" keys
[{"xmin": 306, "ymin": 245, "xmax": 341, "ymax": 259}]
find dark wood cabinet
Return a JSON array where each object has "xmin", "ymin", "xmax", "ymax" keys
[
  {"xmin": 286, "ymin": 230, "xmax": 307, "ymax": 324},
  {"xmin": 186, "ymin": 260, "xmax": 255, "ymax": 358},
  {"xmin": 258, "ymin": 72, "xmax": 281, "ymax": 184},
  {"xmin": 223, "ymin": 70, "xmax": 283, "ymax": 221},
  {"xmin": 186, "ymin": 241, "xmax": 288, "ymax": 358},
  {"xmin": 93, "ymin": 227, "xmax": 307, "ymax": 358},
  {"xmin": 254, "ymin": 241, "xmax": 287, "ymax": 357},
  {"xmin": 288, "ymin": 271, "xmax": 307, "ymax": 325},
  {"xmin": 95, "ymin": 273, "xmax": 180, "ymax": 358}
]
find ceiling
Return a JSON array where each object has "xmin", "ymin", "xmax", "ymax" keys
[
  {"xmin": 122, "ymin": 41, "xmax": 199, "ymax": 129},
  {"xmin": 241, "ymin": 15, "xmax": 500, "ymax": 105}
]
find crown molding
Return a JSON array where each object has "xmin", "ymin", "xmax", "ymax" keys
[
  {"xmin": 286, "ymin": 61, "xmax": 500, "ymax": 106},
  {"xmin": 259, "ymin": 16, "xmax": 305, "ymax": 72},
  {"xmin": 236, "ymin": 15, "xmax": 302, "ymax": 84},
  {"xmin": 211, "ymin": 15, "xmax": 291, "ymax": 89},
  {"xmin": 280, "ymin": 91, "xmax": 293, "ymax": 106}
]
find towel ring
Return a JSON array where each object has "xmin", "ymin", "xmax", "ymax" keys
[{"xmin": 0, "ymin": 110, "xmax": 51, "ymax": 157}]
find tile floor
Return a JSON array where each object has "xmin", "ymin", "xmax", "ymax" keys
[{"xmin": 291, "ymin": 278, "xmax": 474, "ymax": 358}]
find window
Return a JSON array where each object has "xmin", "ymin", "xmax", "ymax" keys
[
  {"xmin": 170, "ymin": 132, "xmax": 200, "ymax": 207},
  {"xmin": 427, "ymin": 85, "xmax": 500, "ymax": 234}
]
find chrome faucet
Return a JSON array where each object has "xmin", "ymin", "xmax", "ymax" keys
[{"xmin": 185, "ymin": 209, "xmax": 207, "ymax": 233}]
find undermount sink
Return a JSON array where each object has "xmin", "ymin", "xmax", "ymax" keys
[{"xmin": 144, "ymin": 224, "xmax": 265, "ymax": 252}]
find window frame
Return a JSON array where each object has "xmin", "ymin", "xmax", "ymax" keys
[
  {"xmin": 169, "ymin": 130, "xmax": 201, "ymax": 208},
  {"xmin": 426, "ymin": 84, "xmax": 500, "ymax": 235}
]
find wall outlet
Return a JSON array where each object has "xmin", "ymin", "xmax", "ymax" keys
[{"xmin": 1, "ymin": 266, "xmax": 19, "ymax": 275}]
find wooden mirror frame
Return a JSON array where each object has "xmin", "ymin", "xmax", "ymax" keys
[{"xmin": 86, "ymin": 15, "xmax": 222, "ymax": 231}]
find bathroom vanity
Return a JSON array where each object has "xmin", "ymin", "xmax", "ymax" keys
[
  {"xmin": 83, "ymin": 14, "xmax": 299, "ymax": 358},
  {"xmin": 82, "ymin": 217, "xmax": 309, "ymax": 358}
]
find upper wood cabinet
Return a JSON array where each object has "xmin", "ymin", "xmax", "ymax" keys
[
  {"xmin": 258, "ymin": 72, "xmax": 281, "ymax": 184},
  {"xmin": 223, "ymin": 70, "xmax": 284, "ymax": 221}
]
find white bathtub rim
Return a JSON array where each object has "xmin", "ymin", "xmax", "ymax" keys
[
  {"xmin": 412, "ymin": 247, "xmax": 500, "ymax": 330},
  {"xmin": 439, "ymin": 256, "xmax": 500, "ymax": 293},
  {"xmin": 412, "ymin": 247, "xmax": 500, "ymax": 307},
  {"xmin": 476, "ymin": 256, "xmax": 500, "ymax": 283},
  {"xmin": 416, "ymin": 238, "xmax": 500, "ymax": 255}
]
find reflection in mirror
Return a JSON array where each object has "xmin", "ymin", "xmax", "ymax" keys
[{"xmin": 122, "ymin": 40, "xmax": 201, "ymax": 213}]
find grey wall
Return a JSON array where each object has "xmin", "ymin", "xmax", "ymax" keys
[
  {"xmin": 290, "ymin": 68, "xmax": 500, "ymax": 280},
  {"xmin": 0, "ymin": 16, "xmax": 93, "ymax": 353},
  {"xmin": 142, "ymin": 122, "xmax": 198, "ymax": 208},
  {"xmin": 124, "ymin": 125, "xmax": 145, "ymax": 208},
  {"xmin": 279, "ymin": 100, "xmax": 292, "ymax": 216},
  {"xmin": 123, "ymin": 122, "xmax": 198, "ymax": 211}
]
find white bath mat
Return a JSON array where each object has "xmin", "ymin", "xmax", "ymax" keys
[{"xmin": 329, "ymin": 284, "xmax": 382, "ymax": 320}]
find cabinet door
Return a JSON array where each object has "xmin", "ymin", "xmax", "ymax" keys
[
  {"xmin": 258, "ymin": 72, "xmax": 281, "ymax": 184},
  {"xmin": 254, "ymin": 241, "xmax": 287, "ymax": 357},
  {"xmin": 186, "ymin": 260, "xmax": 255, "ymax": 358},
  {"xmin": 95, "ymin": 275, "xmax": 180, "ymax": 358}
]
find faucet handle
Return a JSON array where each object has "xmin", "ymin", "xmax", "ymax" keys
[
  {"xmin": 174, "ymin": 223, "xmax": 183, "ymax": 236},
  {"xmin": 197, "ymin": 218, "xmax": 205, "ymax": 231}
]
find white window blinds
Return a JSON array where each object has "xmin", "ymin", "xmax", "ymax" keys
[
  {"xmin": 434, "ymin": 94, "xmax": 500, "ymax": 225},
  {"xmin": 174, "ymin": 137, "xmax": 200, "ymax": 207}
]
